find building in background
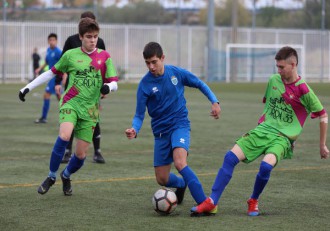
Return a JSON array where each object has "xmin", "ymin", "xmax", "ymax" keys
[
  {"xmin": 36, "ymin": 0, "xmax": 228, "ymax": 10},
  {"xmin": 244, "ymin": 0, "xmax": 304, "ymax": 9},
  {"xmin": 36, "ymin": 0, "xmax": 304, "ymax": 10}
]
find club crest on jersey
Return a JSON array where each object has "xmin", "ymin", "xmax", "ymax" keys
[
  {"xmin": 171, "ymin": 76, "xmax": 178, "ymax": 85},
  {"xmin": 289, "ymin": 93, "xmax": 295, "ymax": 99},
  {"xmin": 152, "ymin": 87, "xmax": 159, "ymax": 93}
]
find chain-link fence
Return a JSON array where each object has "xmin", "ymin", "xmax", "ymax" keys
[{"xmin": 1, "ymin": 21, "xmax": 329, "ymax": 83}]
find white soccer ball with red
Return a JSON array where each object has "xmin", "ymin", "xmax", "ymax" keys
[{"xmin": 152, "ymin": 188, "xmax": 178, "ymax": 215}]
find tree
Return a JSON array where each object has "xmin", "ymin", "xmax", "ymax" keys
[
  {"xmin": 99, "ymin": 1, "xmax": 174, "ymax": 24},
  {"xmin": 64, "ymin": 0, "xmax": 75, "ymax": 7},
  {"xmin": 254, "ymin": 0, "xmax": 330, "ymax": 29},
  {"xmin": 302, "ymin": 0, "xmax": 330, "ymax": 29},
  {"xmin": 199, "ymin": 0, "xmax": 251, "ymax": 26}
]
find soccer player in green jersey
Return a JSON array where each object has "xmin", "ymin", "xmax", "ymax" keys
[
  {"xmin": 19, "ymin": 18, "xmax": 119, "ymax": 196},
  {"xmin": 191, "ymin": 46, "xmax": 329, "ymax": 216}
]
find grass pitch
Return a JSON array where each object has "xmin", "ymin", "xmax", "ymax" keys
[{"xmin": 0, "ymin": 82, "xmax": 329, "ymax": 231}]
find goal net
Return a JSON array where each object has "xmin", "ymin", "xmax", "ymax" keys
[{"xmin": 225, "ymin": 44, "xmax": 305, "ymax": 83}]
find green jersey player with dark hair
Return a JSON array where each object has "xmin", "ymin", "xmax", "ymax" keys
[
  {"xmin": 191, "ymin": 46, "xmax": 329, "ymax": 217},
  {"xmin": 19, "ymin": 17, "xmax": 119, "ymax": 196}
]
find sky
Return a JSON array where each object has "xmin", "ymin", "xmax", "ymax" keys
[
  {"xmin": 244, "ymin": 0, "xmax": 305, "ymax": 9},
  {"xmin": 41, "ymin": 0, "xmax": 306, "ymax": 10}
]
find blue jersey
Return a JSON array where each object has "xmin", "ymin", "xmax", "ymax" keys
[
  {"xmin": 46, "ymin": 46, "xmax": 61, "ymax": 68},
  {"xmin": 132, "ymin": 65, "xmax": 218, "ymax": 136},
  {"xmin": 44, "ymin": 46, "xmax": 61, "ymax": 93}
]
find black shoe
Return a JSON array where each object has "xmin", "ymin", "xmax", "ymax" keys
[
  {"xmin": 61, "ymin": 150, "xmax": 71, "ymax": 164},
  {"xmin": 37, "ymin": 177, "xmax": 55, "ymax": 195},
  {"xmin": 60, "ymin": 171, "xmax": 72, "ymax": 196},
  {"xmin": 93, "ymin": 151, "xmax": 105, "ymax": 164},
  {"xmin": 35, "ymin": 118, "xmax": 47, "ymax": 123},
  {"xmin": 175, "ymin": 186, "xmax": 187, "ymax": 205}
]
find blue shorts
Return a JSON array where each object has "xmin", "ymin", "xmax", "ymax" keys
[
  {"xmin": 153, "ymin": 127, "xmax": 190, "ymax": 167},
  {"xmin": 45, "ymin": 77, "xmax": 56, "ymax": 95}
]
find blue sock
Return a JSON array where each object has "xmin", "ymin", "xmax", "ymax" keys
[
  {"xmin": 210, "ymin": 151, "xmax": 239, "ymax": 205},
  {"xmin": 42, "ymin": 99, "xmax": 50, "ymax": 119},
  {"xmin": 251, "ymin": 161, "xmax": 273, "ymax": 199},
  {"xmin": 63, "ymin": 154, "xmax": 85, "ymax": 178},
  {"xmin": 48, "ymin": 171, "xmax": 56, "ymax": 179},
  {"xmin": 179, "ymin": 166, "xmax": 206, "ymax": 204},
  {"xmin": 49, "ymin": 136, "xmax": 69, "ymax": 178},
  {"xmin": 165, "ymin": 173, "xmax": 185, "ymax": 188}
]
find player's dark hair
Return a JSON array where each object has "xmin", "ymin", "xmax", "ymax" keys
[
  {"xmin": 143, "ymin": 42, "xmax": 163, "ymax": 59},
  {"xmin": 80, "ymin": 11, "xmax": 96, "ymax": 20},
  {"xmin": 48, "ymin": 33, "xmax": 57, "ymax": 40},
  {"xmin": 275, "ymin": 46, "xmax": 298, "ymax": 65},
  {"xmin": 78, "ymin": 17, "xmax": 99, "ymax": 37}
]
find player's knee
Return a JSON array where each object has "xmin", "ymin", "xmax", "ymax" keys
[
  {"xmin": 173, "ymin": 161, "xmax": 186, "ymax": 171},
  {"xmin": 223, "ymin": 150, "xmax": 240, "ymax": 166},
  {"xmin": 156, "ymin": 172, "xmax": 169, "ymax": 186},
  {"xmin": 75, "ymin": 151, "xmax": 87, "ymax": 160},
  {"xmin": 258, "ymin": 161, "xmax": 273, "ymax": 179},
  {"xmin": 156, "ymin": 176, "xmax": 168, "ymax": 186},
  {"xmin": 59, "ymin": 133, "xmax": 71, "ymax": 142}
]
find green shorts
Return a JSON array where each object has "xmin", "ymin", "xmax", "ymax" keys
[
  {"xmin": 59, "ymin": 108, "xmax": 96, "ymax": 143},
  {"xmin": 236, "ymin": 129, "xmax": 293, "ymax": 164}
]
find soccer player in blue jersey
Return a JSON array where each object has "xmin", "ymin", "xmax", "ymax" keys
[
  {"xmin": 125, "ymin": 42, "xmax": 221, "ymax": 207},
  {"xmin": 34, "ymin": 33, "xmax": 62, "ymax": 123}
]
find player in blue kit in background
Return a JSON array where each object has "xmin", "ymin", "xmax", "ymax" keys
[
  {"xmin": 125, "ymin": 42, "xmax": 221, "ymax": 209},
  {"xmin": 35, "ymin": 33, "xmax": 62, "ymax": 123}
]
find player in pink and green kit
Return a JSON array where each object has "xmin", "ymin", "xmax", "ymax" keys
[
  {"xmin": 19, "ymin": 18, "xmax": 118, "ymax": 196},
  {"xmin": 191, "ymin": 46, "xmax": 329, "ymax": 216}
]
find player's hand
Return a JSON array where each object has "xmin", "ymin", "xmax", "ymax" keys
[
  {"xmin": 35, "ymin": 67, "xmax": 42, "ymax": 75},
  {"xmin": 320, "ymin": 144, "xmax": 329, "ymax": 159},
  {"xmin": 19, "ymin": 88, "xmax": 30, "ymax": 102},
  {"xmin": 55, "ymin": 85, "xmax": 62, "ymax": 96},
  {"xmin": 210, "ymin": 102, "xmax": 221, "ymax": 119},
  {"xmin": 125, "ymin": 128, "xmax": 137, "ymax": 139},
  {"xmin": 291, "ymin": 141, "xmax": 296, "ymax": 151},
  {"xmin": 100, "ymin": 84, "xmax": 110, "ymax": 95}
]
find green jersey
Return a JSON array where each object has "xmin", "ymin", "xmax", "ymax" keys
[
  {"xmin": 256, "ymin": 74, "xmax": 326, "ymax": 141},
  {"xmin": 51, "ymin": 47, "xmax": 118, "ymax": 122}
]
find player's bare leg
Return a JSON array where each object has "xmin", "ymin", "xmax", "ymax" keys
[
  {"xmin": 61, "ymin": 139, "xmax": 90, "ymax": 196},
  {"xmin": 38, "ymin": 122, "xmax": 73, "ymax": 195}
]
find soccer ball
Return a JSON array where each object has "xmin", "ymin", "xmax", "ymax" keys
[{"xmin": 152, "ymin": 188, "xmax": 178, "ymax": 215}]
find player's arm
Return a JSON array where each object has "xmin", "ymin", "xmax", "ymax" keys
[
  {"xmin": 197, "ymin": 82, "xmax": 221, "ymax": 119},
  {"xmin": 319, "ymin": 113, "xmax": 329, "ymax": 159},
  {"xmin": 35, "ymin": 62, "xmax": 47, "ymax": 75},
  {"xmin": 100, "ymin": 56, "xmax": 119, "ymax": 95},
  {"xmin": 182, "ymin": 69, "xmax": 221, "ymax": 119},
  {"xmin": 125, "ymin": 85, "xmax": 147, "ymax": 139},
  {"xmin": 19, "ymin": 70, "xmax": 56, "ymax": 102},
  {"xmin": 55, "ymin": 75, "xmax": 63, "ymax": 86},
  {"xmin": 55, "ymin": 73, "xmax": 67, "ymax": 95},
  {"xmin": 306, "ymin": 85, "xmax": 329, "ymax": 159},
  {"xmin": 210, "ymin": 102, "xmax": 221, "ymax": 119}
]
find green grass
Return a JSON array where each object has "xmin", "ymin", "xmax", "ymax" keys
[{"xmin": 0, "ymin": 83, "xmax": 329, "ymax": 231}]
